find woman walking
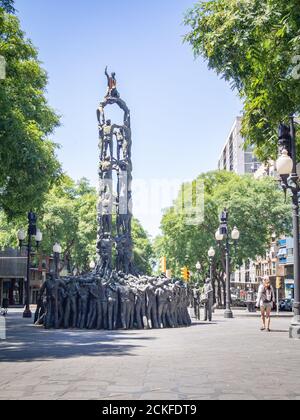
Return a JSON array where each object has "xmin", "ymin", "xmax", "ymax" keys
[{"xmin": 256, "ymin": 276, "xmax": 275, "ymax": 332}]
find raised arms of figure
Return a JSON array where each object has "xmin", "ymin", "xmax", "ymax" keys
[{"xmin": 105, "ymin": 66, "xmax": 110, "ymax": 84}]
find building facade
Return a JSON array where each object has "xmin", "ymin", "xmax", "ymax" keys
[
  {"xmin": 218, "ymin": 117, "xmax": 260, "ymax": 175},
  {"xmin": 277, "ymin": 237, "xmax": 295, "ymax": 299},
  {"xmin": 0, "ymin": 248, "xmax": 52, "ymax": 307},
  {"xmin": 254, "ymin": 163, "xmax": 295, "ymax": 300}
]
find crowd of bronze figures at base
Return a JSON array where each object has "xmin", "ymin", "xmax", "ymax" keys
[{"xmin": 34, "ymin": 272, "xmax": 192, "ymax": 330}]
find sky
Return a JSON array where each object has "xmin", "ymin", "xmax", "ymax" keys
[{"xmin": 15, "ymin": 0, "xmax": 243, "ymax": 237}]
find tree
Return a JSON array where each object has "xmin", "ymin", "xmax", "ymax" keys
[
  {"xmin": 0, "ymin": 0, "xmax": 15, "ymax": 14},
  {"xmin": 184, "ymin": 0, "xmax": 300, "ymax": 161},
  {"xmin": 37, "ymin": 176, "xmax": 97, "ymax": 274},
  {"xmin": 0, "ymin": 6, "xmax": 61, "ymax": 218},
  {"xmin": 155, "ymin": 171, "xmax": 291, "ymax": 305},
  {"xmin": 132, "ymin": 219, "xmax": 154, "ymax": 275}
]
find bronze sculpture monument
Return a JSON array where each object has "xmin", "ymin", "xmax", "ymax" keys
[{"xmin": 35, "ymin": 69, "xmax": 191, "ymax": 331}]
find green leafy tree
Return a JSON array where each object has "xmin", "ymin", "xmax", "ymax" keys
[
  {"xmin": 132, "ymin": 219, "xmax": 154, "ymax": 275},
  {"xmin": 37, "ymin": 176, "xmax": 97, "ymax": 273},
  {"xmin": 184, "ymin": 0, "xmax": 300, "ymax": 160},
  {"xmin": 0, "ymin": 6, "xmax": 61, "ymax": 218},
  {"xmin": 156, "ymin": 171, "xmax": 291, "ymax": 305},
  {"xmin": 0, "ymin": 0, "xmax": 15, "ymax": 14}
]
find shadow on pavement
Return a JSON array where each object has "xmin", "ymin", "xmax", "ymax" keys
[
  {"xmin": 269, "ymin": 329, "xmax": 289, "ymax": 333},
  {"xmin": 191, "ymin": 322, "xmax": 218, "ymax": 326},
  {"xmin": 0, "ymin": 313, "xmax": 157, "ymax": 363}
]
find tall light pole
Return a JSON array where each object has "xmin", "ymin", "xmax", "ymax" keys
[
  {"xmin": 276, "ymin": 116, "xmax": 300, "ymax": 339},
  {"xmin": 215, "ymin": 209, "xmax": 240, "ymax": 319},
  {"xmin": 18, "ymin": 212, "xmax": 43, "ymax": 318},
  {"xmin": 53, "ymin": 243, "xmax": 62, "ymax": 278}
]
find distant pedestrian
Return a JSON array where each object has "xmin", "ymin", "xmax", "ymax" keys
[
  {"xmin": 256, "ymin": 276, "xmax": 275, "ymax": 332},
  {"xmin": 1, "ymin": 298, "xmax": 8, "ymax": 316},
  {"xmin": 202, "ymin": 278, "xmax": 213, "ymax": 322}
]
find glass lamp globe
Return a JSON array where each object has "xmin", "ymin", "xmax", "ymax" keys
[
  {"xmin": 231, "ymin": 226, "xmax": 240, "ymax": 241},
  {"xmin": 89, "ymin": 261, "xmax": 96, "ymax": 270},
  {"xmin": 208, "ymin": 247, "xmax": 216, "ymax": 258},
  {"xmin": 17, "ymin": 229, "xmax": 26, "ymax": 241},
  {"xmin": 276, "ymin": 149, "xmax": 293, "ymax": 176},
  {"xmin": 53, "ymin": 243, "xmax": 62, "ymax": 254},
  {"xmin": 215, "ymin": 229, "xmax": 224, "ymax": 242},
  {"xmin": 35, "ymin": 229, "xmax": 43, "ymax": 243}
]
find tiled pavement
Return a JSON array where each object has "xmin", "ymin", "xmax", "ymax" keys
[{"xmin": 0, "ymin": 309, "xmax": 299, "ymax": 400}]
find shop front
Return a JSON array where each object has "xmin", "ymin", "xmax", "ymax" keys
[
  {"xmin": 0, "ymin": 248, "xmax": 27, "ymax": 307},
  {"xmin": 285, "ymin": 279, "xmax": 295, "ymax": 299},
  {"xmin": 1, "ymin": 278, "xmax": 24, "ymax": 306}
]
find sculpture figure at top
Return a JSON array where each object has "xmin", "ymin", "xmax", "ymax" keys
[{"xmin": 105, "ymin": 66, "xmax": 120, "ymax": 99}]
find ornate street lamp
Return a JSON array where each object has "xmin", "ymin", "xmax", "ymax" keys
[
  {"xmin": 276, "ymin": 116, "xmax": 300, "ymax": 339},
  {"xmin": 17, "ymin": 211, "xmax": 42, "ymax": 318},
  {"xmin": 216, "ymin": 209, "xmax": 240, "ymax": 319},
  {"xmin": 53, "ymin": 243, "xmax": 62, "ymax": 278}
]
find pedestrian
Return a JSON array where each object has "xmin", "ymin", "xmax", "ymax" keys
[
  {"xmin": 202, "ymin": 278, "xmax": 214, "ymax": 322},
  {"xmin": 1, "ymin": 298, "xmax": 8, "ymax": 316},
  {"xmin": 256, "ymin": 276, "xmax": 275, "ymax": 332}
]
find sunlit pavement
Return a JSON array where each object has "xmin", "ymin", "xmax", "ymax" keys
[{"xmin": 0, "ymin": 309, "xmax": 299, "ymax": 400}]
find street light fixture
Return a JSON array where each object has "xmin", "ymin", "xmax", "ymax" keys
[
  {"xmin": 277, "ymin": 149, "xmax": 294, "ymax": 176},
  {"xmin": 231, "ymin": 227, "xmax": 240, "ymax": 241},
  {"xmin": 208, "ymin": 247, "xmax": 216, "ymax": 258},
  {"xmin": 196, "ymin": 261, "xmax": 202, "ymax": 284},
  {"xmin": 275, "ymin": 116, "xmax": 300, "ymax": 339},
  {"xmin": 215, "ymin": 229, "xmax": 224, "ymax": 242},
  {"xmin": 208, "ymin": 247, "xmax": 215, "ymax": 282},
  {"xmin": 17, "ymin": 211, "xmax": 42, "ymax": 319},
  {"xmin": 34, "ymin": 229, "xmax": 43, "ymax": 245},
  {"xmin": 17, "ymin": 229, "xmax": 26, "ymax": 243},
  {"xmin": 216, "ymin": 209, "xmax": 240, "ymax": 319},
  {"xmin": 53, "ymin": 243, "xmax": 62, "ymax": 278},
  {"xmin": 89, "ymin": 260, "xmax": 96, "ymax": 271}
]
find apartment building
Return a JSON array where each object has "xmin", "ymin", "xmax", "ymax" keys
[{"xmin": 218, "ymin": 117, "xmax": 260, "ymax": 175}]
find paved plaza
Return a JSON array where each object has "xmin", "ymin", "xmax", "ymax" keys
[{"xmin": 0, "ymin": 309, "xmax": 299, "ymax": 400}]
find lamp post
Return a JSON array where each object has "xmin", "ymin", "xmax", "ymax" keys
[
  {"xmin": 215, "ymin": 209, "xmax": 240, "ymax": 319},
  {"xmin": 18, "ymin": 212, "xmax": 43, "ymax": 318},
  {"xmin": 53, "ymin": 243, "xmax": 62, "ymax": 278},
  {"xmin": 208, "ymin": 247, "xmax": 216, "ymax": 282},
  {"xmin": 276, "ymin": 116, "xmax": 300, "ymax": 339}
]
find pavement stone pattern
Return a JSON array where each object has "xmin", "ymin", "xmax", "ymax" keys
[{"xmin": 0, "ymin": 309, "xmax": 299, "ymax": 400}]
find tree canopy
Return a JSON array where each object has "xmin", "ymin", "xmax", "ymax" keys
[
  {"xmin": 184, "ymin": 0, "xmax": 300, "ymax": 161},
  {"xmin": 0, "ymin": 0, "xmax": 15, "ymax": 14},
  {"xmin": 155, "ymin": 170, "xmax": 291, "ymax": 303},
  {"xmin": 0, "ymin": 5, "xmax": 61, "ymax": 218}
]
